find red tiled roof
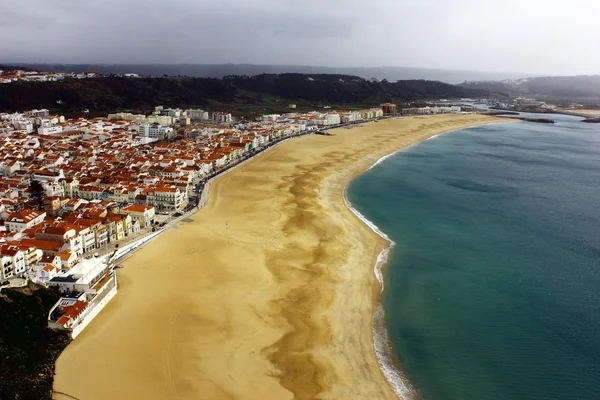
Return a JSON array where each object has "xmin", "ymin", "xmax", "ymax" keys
[
  {"xmin": 56, "ymin": 301, "xmax": 88, "ymax": 327},
  {"xmin": 122, "ymin": 204, "xmax": 153, "ymax": 213}
]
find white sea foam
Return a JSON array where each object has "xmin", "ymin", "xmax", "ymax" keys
[
  {"xmin": 369, "ymin": 127, "xmax": 472, "ymax": 170},
  {"xmin": 368, "ymin": 149, "xmax": 403, "ymax": 171},
  {"xmin": 343, "ymin": 185, "xmax": 418, "ymax": 400}
]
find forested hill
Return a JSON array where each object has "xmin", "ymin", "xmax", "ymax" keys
[
  {"xmin": 230, "ymin": 74, "xmax": 486, "ymax": 102},
  {"xmin": 0, "ymin": 73, "xmax": 489, "ymax": 114}
]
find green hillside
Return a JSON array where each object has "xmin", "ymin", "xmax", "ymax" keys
[{"xmin": 0, "ymin": 74, "xmax": 489, "ymax": 117}]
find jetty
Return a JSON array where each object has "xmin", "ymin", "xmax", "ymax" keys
[{"xmin": 582, "ymin": 117, "xmax": 600, "ymax": 123}]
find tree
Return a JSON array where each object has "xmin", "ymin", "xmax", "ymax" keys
[{"xmin": 28, "ymin": 180, "xmax": 45, "ymax": 211}]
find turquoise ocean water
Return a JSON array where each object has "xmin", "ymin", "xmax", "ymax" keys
[{"xmin": 348, "ymin": 114, "xmax": 600, "ymax": 400}]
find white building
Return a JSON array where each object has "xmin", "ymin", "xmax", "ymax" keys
[
  {"xmin": 212, "ymin": 112, "xmax": 232, "ymax": 123},
  {"xmin": 42, "ymin": 181, "xmax": 65, "ymax": 197},
  {"xmin": 146, "ymin": 115, "xmax": 174, "ymax": 125},
  {"xmin": 325, "ymin": 113, "xmax": 341, "ymax": 126},
  {"xmin": 24, "ymin": 109, "xmax": 50, "ymax": 118},
  {"xmin": 33, "ymin": 169, "xmax": 65, "ymax": 183},
  {"xmin": 36, "ymin": 225, "xmax": 83, "ymax": 257},
  {"xmin": 47, "ymin": 258, "xmax": 118, "ymax": 338},
  {"xmin": 263, "ymin": 114, "xmax": 280, "ymax": 123},
  {"xmin": 162, "ymin": 108, "xmax": 182, "ymax": 117},
  {"xmin": 12, "ymin": 119, "xmax": 34, "ymax": 133},
  {"xmin": 1, "ymin": 248, "xmax": 26, "ymax": 279},
  {"xmin": 38, "ymin": 125, "xmax": 63, "ymax": 135},
  {"xmin": 185, "ymin": 109, "xmax": 209, "ymax": 121},
  {"xmin": 121, "ymin": 205, "xmax": 156, "ymax": 228},
  {"xmin": 5, "ymin": 209, "xmax": 46, "ymax": 232},
  {"xmin": 147, "ymin": 186, "xmax": 187, "ymax": 212},
  {"xmin": 139, "ymin": 123, "xmax": 174, "ymax": 140}
]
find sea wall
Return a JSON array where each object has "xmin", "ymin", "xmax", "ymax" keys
[
  {"xmin": 71, "ymin": 274, "xmax": 118, "ymax": 339},
  {"xmin": 108, "ymin": 230, "xmax": 165, "ymax": 263}
]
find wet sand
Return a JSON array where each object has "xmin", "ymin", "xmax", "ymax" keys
[{"xmin": 53, "ymin": 114, "xmax": 506, "ymax": 400}]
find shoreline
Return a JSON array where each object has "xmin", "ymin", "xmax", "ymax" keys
[
  {"xmin": 53, "ymin": 115, "xmax": 510, "ymax": 400},
  {"xmin": 342, "ymin": 188, "xmax": 413, "ymax": 397},
  {"xmin": 340, "ymin": 121, "xmax": 515, "ymax": 399}
]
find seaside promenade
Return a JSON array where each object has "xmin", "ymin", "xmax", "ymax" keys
[
  {"xmin": 53, "ymin": 114, "xmax": 506, "ymax": 400},
  {"xmin": 88, "ymin": 127, "xmax": 317, "ymax": 265}
]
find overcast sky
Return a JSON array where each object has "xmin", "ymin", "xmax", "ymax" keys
[{"xmin": 2, "ymin": 0, "xmax": 599, "ymax": 75}]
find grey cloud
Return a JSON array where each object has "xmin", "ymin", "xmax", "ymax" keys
[
  {"xmin": 1, "ymin": 0, "xmax": 599, "ymax": 75},
  {"xmin": 0, "ymin": 10, "xmax": 27, "ymax": 27}
]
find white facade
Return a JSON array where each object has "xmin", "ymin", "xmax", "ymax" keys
[
  {"xmin": 263, "ymin": 114, "xmax": 280, "ymax": 123},
  {"xmin": 6, "ymin": 210, "xmax": 46, "ymax": 232},
  {"xmin": 185, "ymin": 109, "xmax": 209, "ymax": 120},
  {"xmin": 24, "ymin": 109, "xmax": 50, "ymax": 118},
  {"xmin": 325, "ymin": 113, "xmax": 341, "ymax": 126},
  {"xmin": 12, "ymin": 119, "xmax": 34, "ymax": 133},
  {"xmin": 162, "ymin": 108, "xmax": 181, "ymax": 117},
  {"xmin": 148, "ymin": 187, "xmax": 187, "ymax": 212},
  {"xmin": 42, "ymin": 181, "xmax": 65, "ymax": 197},
  {"xmin": 212, "ymin": 112, "xmax": 232, "ymax": 123},
  {"xmin": 1, "ymin": 250, "xmax": 26, "ymax": 279},
  {"xmin": 139, "ymin": 124, "xmax": 174, "ymax": 140},
  {"xmin": 38, "ymin": 125, "xmax": 63, "ymax": 135},
  {"xmin": 47, "ymin": 258, "xmax": 119, "ymax": 339}
]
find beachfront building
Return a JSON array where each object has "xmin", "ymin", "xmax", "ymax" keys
[
  {"xmin": 0, "ymin": 104, "xmax": 392, "ymax": 276},
  {"xmin": 146, "ymin": 185, "xmax": 187, "ymax": 212},
  {"xmin": 47, "ymin": 258, "xmax": 118, "ymax": 338},
  {"xmin": 325, "ymin": 113, "xmax": 341, "ymax": 126},
  {"xmin": 381, "ymin": 103, "xmax": 398, "ymax": 115},
  {"xmin": 121, "ymin": 205, "xmax": 155, "ymax": 228},
  {"xmin": 401, "ymin": 106, "xmax": 461, "ymax": 116}
]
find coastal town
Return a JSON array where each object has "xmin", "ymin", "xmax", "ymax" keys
[
  {"xmin": 0, "ymin": 103, "xmax": 472, "ymax": 338},
  {"xmin": 0, "ymin": 67, "xmax": 102, "ymax": 84}
]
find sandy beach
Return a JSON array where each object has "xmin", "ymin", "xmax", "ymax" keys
[
  {"xmin": 53, "ymin": 114, "xmax": 506, "ymax": 400},
  {"xmin": 558, "ymin": 108, "xmax": 600, "ymax": 116}
]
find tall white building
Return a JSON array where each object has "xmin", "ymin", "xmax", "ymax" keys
[
  {"xmin": 212, "ymin": 112, "xmax": 232, "ymax": 123},
  {"xmin": 325, "ymin": 113, "xmax": 341, "ymax": 126},
  {"xmin": 139, "ymin": 123, "xmax": 174, "ymax": 140},
  {"xmin": 185, "ymin": 109, "xmax": 210, "ymax": 121},
  {"xmin": 263, "ymin": 114, "xmax": 280, "ymax": 123},
  {"xmin": 162, "ymin": 108, "xmax": 182, "ymax": 117},
  {"xmin": 12, "ymin": 119, "xmax": 34, "ymax": 133},
  {"xmin": 24, "ymin": 109, "xmax": 49, "ymax": 118}
]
